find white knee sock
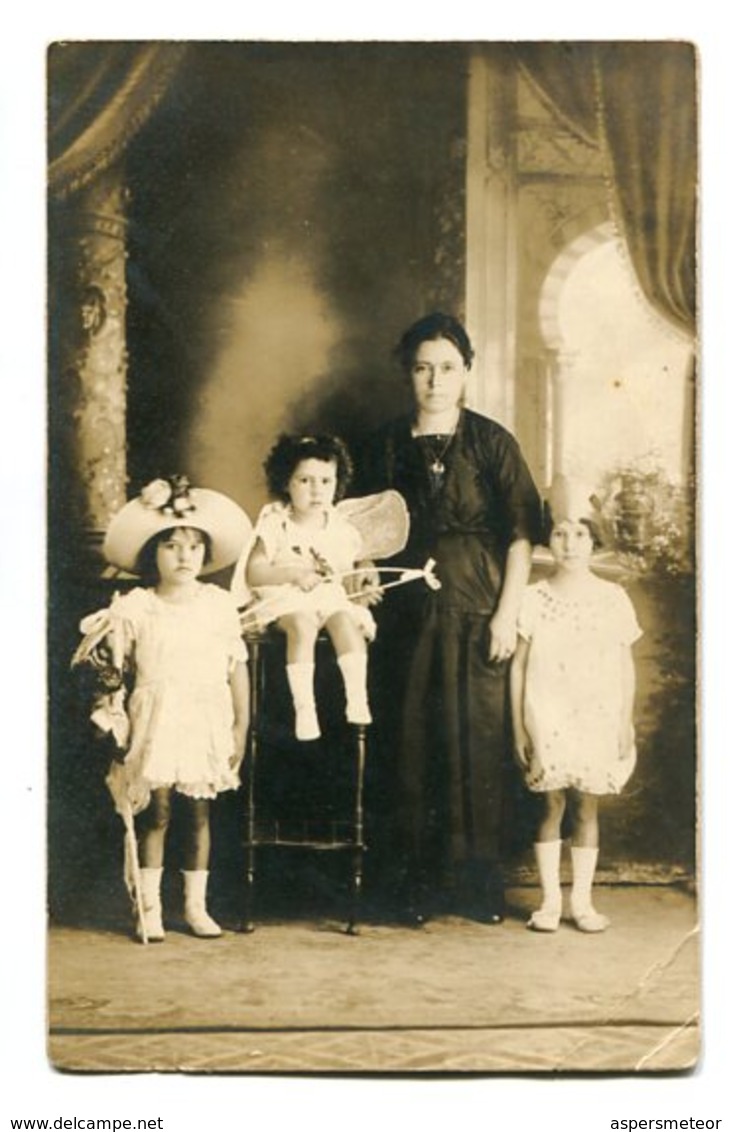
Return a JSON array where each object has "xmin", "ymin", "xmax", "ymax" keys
[
  {"xmin": 570, "ymin": 846, "xmax": 609, "ymax": 930},
  {"xmin": 535, "ymin": 840, "xmax": 563, "ymax": 911},
  {"xmin": 286, "ymin": 662, "xmax": 320, "ymax": 740},
  {"xmin": 527, "ymin": 840, "xmax": 562, "ymax": 931},
  {"xmin": 337, "ymin": 651, "xmax": 371, "ymax": 725},
  {"xmin": 570, "ymin": 845, "xmax": 599, "ymax": 913}
]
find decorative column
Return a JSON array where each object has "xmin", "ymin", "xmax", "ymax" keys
[
  {"xmin": 48, "ymin": 169, "xmax": 129, "ymax": 574},
  {"xmin": 547, "ymin": 349, "xmax": 578, "ymax": 503},
  {"xmin": 464, "ymin": 47, "xmax": 518, "ymax": 427}
]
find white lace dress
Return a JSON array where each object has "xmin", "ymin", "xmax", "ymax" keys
[
  {"xmin": 517, "ymin": 577, "xmax": 642, "ymax": 795},
  {"xmin": 80, "ymin": 584, "xmax": 248, "ymax": 812}
]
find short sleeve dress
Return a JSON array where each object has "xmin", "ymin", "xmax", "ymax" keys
[
  {"xmin": 248, "ymin": 502, "xmax": 376, "ymax": 639},
  {"xmin": 97, "ymin": 584, "xmax": 248, "ymax": 812},
  {"xmin": 517, "ymin": 577, "xmax": 642, "ymax": 795}
]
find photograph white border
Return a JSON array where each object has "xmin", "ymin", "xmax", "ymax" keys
[{"xmin": 4, "ymin": 3, "xmax": 728, "ymax": 1128}]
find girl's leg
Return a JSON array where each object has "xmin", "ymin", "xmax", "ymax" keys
[
  {"xmin": 569, "ymin": 791, "xmax": 609, "ymax": 932},
  {"xmin": 181, "ymin": 797, "xmax": 222, "ymax": 938},
  {"xmin": 182, "ymin": 796, "xmax": 212, "ymax": 871},
  {"xmin": 279, "ymin": 613, "xmax": 320, "ymax": 740},
  {"xmin": 135, "ymin": 787, "xmax": 172, "ymax": 942},
  {"xmin": 138, "ymin": 787, "xmax": 172, "ymax": 868},
  {"xmin": 528, "ymin": 791, "xmax": 566, "ymax": 932},
  {"xmin": 280, "ymin": 613, "xmax": 319, "ymax": 665},
  {"xmin": 537, "ymin": 789, "xmax": 566, "ymax": 843},
  {"xmin": 326, "ymin": 612, "xmax": 371, "ymax": 725}
]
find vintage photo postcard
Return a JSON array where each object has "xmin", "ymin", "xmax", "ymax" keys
[{"xmin": 46, "ymin": 40, "xmax": 698, "ymax": 1074}]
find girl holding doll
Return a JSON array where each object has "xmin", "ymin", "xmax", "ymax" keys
[
  {"xmin": 510, "ymin": 479, "xmax": 642, "ymax": 933},
  {"xmin": 73, "ymin": 476, "xmax": 251, "ymax": 942}
]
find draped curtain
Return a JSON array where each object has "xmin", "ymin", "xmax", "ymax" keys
[
  {"xmin": 47, "ymin": 40, "xmax": 697, "ymax": 337},
  {"xmin": 516, "ymin": 42, "xmax": 697, "ymax": 336},
  {"xmin": 47, "ymin": 42, "xmax": 188, "ymax": 198}
]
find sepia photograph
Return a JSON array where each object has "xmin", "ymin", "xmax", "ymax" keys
[{"xmin": 42, "ymin": 38, "xmax": 700, "ymax": 1077}]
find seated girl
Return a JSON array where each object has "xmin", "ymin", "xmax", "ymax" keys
[{"xmin": 244, "ymin": 434, "xmax": 376, "ymax": 741}]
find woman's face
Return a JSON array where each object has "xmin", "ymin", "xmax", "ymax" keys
[
  {"xmin": 155, "ymin": 527, "xmax": 206, "ymax": 586},
  {"xmin": 410, "ymin": 337, "xmax": 468, "ymax": 417},
  {"xmin": 287, "ymin": 458, "xmax": 338, "ymax": 520}
]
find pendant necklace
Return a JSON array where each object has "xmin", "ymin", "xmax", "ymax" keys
[
  {"xmin": 419, "ymin": 432, "xmax": 456, "ymax": 497},
  {"xmin": 423, "ymin": 432, "xmax": 455, "ymax": 476}
]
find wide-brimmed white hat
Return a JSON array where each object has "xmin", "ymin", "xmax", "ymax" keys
[{"xmin": 103, "ymin": 476, "xmax": 252, "ymax": 575}]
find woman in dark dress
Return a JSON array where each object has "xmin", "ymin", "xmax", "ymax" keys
[{"xmin": 358, "ymin": 313, "xmax": 543, "ymax": 925}]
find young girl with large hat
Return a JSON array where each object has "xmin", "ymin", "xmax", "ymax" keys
[{"xmin": 73, "ymin": 476, "xmax": 252, "ymax": 942}]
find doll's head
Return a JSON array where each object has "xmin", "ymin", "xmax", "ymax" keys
[{"xmin": 264, "ymin": 434, "xmax": 353, "ymax": 505}]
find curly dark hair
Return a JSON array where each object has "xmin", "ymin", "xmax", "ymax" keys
[
  {"xmin": 136, "ymin": 526, "xmax": 213, "ymax": 585},
  {"xmin": 264, "ymin": 434, "xmax": 354, "ymax": 503},
  {"xmin": 393, "ymin": 312, "xmax": 475, "ymax": 373}
]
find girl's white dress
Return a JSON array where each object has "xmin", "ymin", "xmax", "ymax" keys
[
  {"xmin": 81, "ymin": 584, "xmax": 247, "ymax": 812},
  {"xmin": 248, "ymin": 502, "xmax": 376, "ymax": 639},
  {"xmin": 517, "ymin": 577, "xmax": 642, "ymax": 794}
]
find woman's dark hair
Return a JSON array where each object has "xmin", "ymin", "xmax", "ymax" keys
[
  {"xmin": 394, "ymin": 312, "xmax": 475, "ymax": 373},
  {"xmin": 264, "ymin": 434, "xmax": 354, "ymax": 503},
  {"xmin": 136, "ymin": 526, "xmax": 212, "ymax": 584}
]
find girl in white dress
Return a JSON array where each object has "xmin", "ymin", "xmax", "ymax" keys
[
  {"xmin": 245, "ymin": 435, "xmax": 375, "ymax": 741},
  {"xmin": 74, "ymin": 477, "xmax": 251, "ymax": 942},
  {"xmin": 510, "ymin": 480, "xmax": 642, "ymax": 933}
]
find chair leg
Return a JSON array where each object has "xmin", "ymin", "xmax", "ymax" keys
[
  {"xmin": 346, "ymin": 722, "xmax": 368, "ymax": 934},
  {"xmin": 241, "ymin": 844, "xmax": 256, "ymax": 933}
]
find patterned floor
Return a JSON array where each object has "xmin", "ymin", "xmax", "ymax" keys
[
  {"xmin": 49, "ymin": 1020, "xmax": 699, "ymax": 1074},
  {"xmin": 48, "ymin": 886, "xmax": 699, "ymax": 1074}
]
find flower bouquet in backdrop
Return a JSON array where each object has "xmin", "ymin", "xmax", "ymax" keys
[{"xmin": 595, "ymin": 458, "xmax": 694, "ymax": 578}]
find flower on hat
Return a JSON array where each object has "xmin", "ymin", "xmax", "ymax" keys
[
  {"xmin": 140, "ymin": 479, "xmax": 173, "ymax": 510},
  {"xmin": 140, "ymin": 475, "xmax": 196, "ymax": 518}
]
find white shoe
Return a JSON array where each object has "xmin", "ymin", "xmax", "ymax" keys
[
  {"xmin": 185, "ymin": 906, "xmax": 223, "ymax": 938},
  {"xmin": 346, "ymin": 701, "xmax": 372, "ymax": 726},
  {"xmin": 136, "ymin": 908, "xmax": 165, "ymax": 943},
  {"xmin": 295, "ymin": 705, "xmax": 321, "ymax": 741},
  {"xmin": 571, "ymin": 906, "xmax": 610, "ymax": 933},
  {"xmin": 136, "ymin": 867, "xmax": 165, "ymax": 942},
  {"xmin": 182, "ymin": 870, "xmax": 223, "ymax": 938},
  {"xmin": 527, "ymin": 905, "xmax": 561, "ymax": 932}
]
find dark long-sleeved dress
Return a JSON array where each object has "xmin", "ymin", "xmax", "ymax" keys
[{"xmin": 358, "ymin": 408, "xmax": 543, "ymax": 897}]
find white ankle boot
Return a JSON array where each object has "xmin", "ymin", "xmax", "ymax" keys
[
  {"xmin": 527, "ymin": 840, "xmax": 562, "ymax": 932},
  {"xmin": 137, "ymin": 866, "xmax": 165, "ymax": 942},
  {"xmin": 337, "ymin": 651, "xmax": 372, "ymax": 725},
  {"xmin": 182, "ymin": 869, "xmax": 222, "ymax": 938},
  {"xmin": 286, "ymin": 662, "xmax": 320, "ymax": 740},
  {"xmin": 570, "ymin": 846, "xmax": 610, "ymax": 932}
]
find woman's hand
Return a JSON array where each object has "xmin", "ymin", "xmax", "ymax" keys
[
  {"xmin": 488, "ymin": 609, "xmax": 518, "ymax": 662},
  {"xmin": 488, "ymin": 539, "xmax": 531, "ymax": 662},
  {"xmin": 344, "ymin": 560, "xmax": 382, "ymax": 607}
]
